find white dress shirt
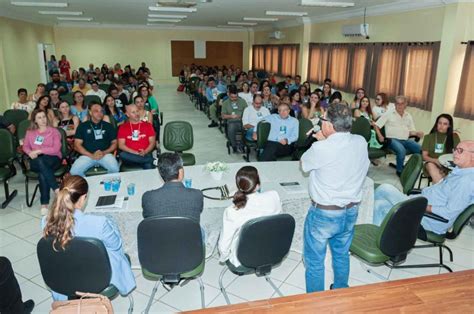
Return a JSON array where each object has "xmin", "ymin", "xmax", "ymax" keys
[
  {"xmin": 238, "ymin": 92, "xmax": 253, "ymax": 107},
  {"xmin": 242, "ymin": 106, "xmax": 271, "ymax": 128},
  {"xmin": 218, "ymin": 190, "xmax": 282, "ymax": 266},
  {"xmin": 301, "ymin": 132, "xmax": 370, "ymax": 207},
  {"xmin": 375, "ymin": 109, "xmax": 416, "ymax": 140},
  {"xmin": 86, "ymin": 89, "xmax": 107, "ymax": 102}
]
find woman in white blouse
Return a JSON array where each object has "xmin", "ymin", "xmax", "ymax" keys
[{"xmin": 218, "ymin": 166, "xmax": 282, "ymax": 266}]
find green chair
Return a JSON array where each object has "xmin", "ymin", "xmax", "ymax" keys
[
  {"xmin": 98, "ymin": 84, "xmax": 110, "ymax": 92},
  {"xmin": 137, "ymin": 217, "xmax": 205, "ymax": 313},
  {"xmin": 400, "ymin": 154, "xmax": 423, "ymax": 194},
  {"xmin": 62, "ymin": 92, "xmax": 74, "ymax": 106},
  {"xmin": 351, "ymin": 117, "xmax": 387, "ymax": 160},
  {"xmin": 16, "ymin": 119, "xmax": 30, "ymax": 143},
  {"xmin": 414, "ymin": 204, "xmax": 474, "ymax": 273},
  {"xmin": 4, "ymin": 109, "xmax": 29, "ymax": 135},
  {"xmin": 350, "ymin": 197, "xmax": 428, "ymax": 279},
  {"xmin": 85, "ymin": 95, "xmax": 101, "ymax": 106},
  {"xmin": 292, "ymin": 118, "xmax": 313, "ymax": 160},
  {"xmin": 0, "ymin": 129, "xmax": 18, "ymax": 208},
  {"xmin": 20, "ymin": 128, "xmax": 69, "ymax": 207},
  {"xmin": 256, "ymin": 121, "xmax": 271, "ymax": 161},
  {"xmin": 163, "ymin": 121, "xmax": 195, "ymax": 166}
]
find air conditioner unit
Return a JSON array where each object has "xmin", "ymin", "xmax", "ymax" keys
[
  {"xmin": 342, "ymin": 23, "xmax": 369, "ymax": 37},
  {"xmin": 269, "ymin": 31, "xmax": 284, "ymax": 40}
]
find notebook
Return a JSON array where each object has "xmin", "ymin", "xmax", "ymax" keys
[{"xmin": 95, "ymin": 195, "xmax": 127, "ymax": 209}]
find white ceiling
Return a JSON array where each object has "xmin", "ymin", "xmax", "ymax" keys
[{"xmin": 0, "ymin": 0, "xmax": 449, "ymax": 30}]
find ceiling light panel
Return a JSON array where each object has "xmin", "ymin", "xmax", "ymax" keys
[
  {"xmin": 266, "ymin": 11, "xmax": 308, "ymax": 17},
  {"xmin": 228, "ymin": 22, "xmax": 257, "ymax": 26},
  {"xmin": 217, "ymin": 25, "xmax": 244, "ymax": 28},
  {"xmin": 57, "ymin": 17, "xmax": 92, "ymax": 21},
  {"xmin": 243, "ymin": 17, "xmax": 278, "ymax": 22},
  {"xmin": 147, "ymin": 18, "xmax": 181, "ymax": 22},
  {"xmin": 11, "ymin": 1, "xmax": 68, "ymax": 7},
  {"xmin": 39, "ymin": 10, "xmax": 83, "ymax": 15},
  {"xmin": 148, "ymin": 14, "xmax": 187, "ymax": 19},
  {"xmin": 300, "ymin": 0, "xmax": 355, "ymax": 7},
  {"xmin": 148, "ymin": 6, "xmax": 197, "ymax": 12}
]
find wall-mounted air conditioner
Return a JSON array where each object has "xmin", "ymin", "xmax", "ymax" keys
[
  {"xmin": 342, "ymin": 23, "xmax": 369, "ymax": 37},
  {"xmin": 269, "ymin": 31, "xmax": 284, "ymax": 40}
]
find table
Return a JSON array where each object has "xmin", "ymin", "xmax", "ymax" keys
[
  {"xmin": 186, "ymin": 270, "xmax": 474, "ymax": 313},
  {"xmin": 439, "ymin": 153, "xmax": 455, "ymax": 169},
  {"xmin": 85, "ymin": 161, "xmax": 374, "ymax": 267}
]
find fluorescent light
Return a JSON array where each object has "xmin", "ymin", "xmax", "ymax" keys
[
  {"xmin": 217, "ymin": 25, "xmax": 244, "ymax": 28},
  {"xmin": 148, "ymin": 6, "xmax": 197, "ymax": 12},
  {"xmin": 57, "ymin": 17, "xmax": 92, "ymax": 21},
  {"xmin": 300, "ymin": 0, "xmax": 355, "ymax": 7},
  {"xmin": 147, "ymin": 18, "xmax": 181, "ymax": 23},
  {"xmin": 11, "ymin": 1, "xmax": 68, "ymax": 7},
  {"xmin": 147, "ymin": 23, "xmax": 175, "ymax": 27},
  {"xmin": 148, "ymin": 14, "xmax": 187, "ymax": 19},
  {"xmin": 228, "ymin": 22, "xmax": 257, "ymax": 26},
  {"xmin": 243, "ymin": 17, "xmax": 279, "ymax": 22},
  {"xmin": 39, "ymin": 10, "xmax": 83, "ymax": 15},
  {"xmin": 58, "ymin": 22, "xmax": 100, "ymax": 25},
  {"xmin": 266, "ymin": 10, "xmax": 308, "ymax": 17}
]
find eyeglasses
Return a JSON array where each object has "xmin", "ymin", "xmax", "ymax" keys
[{"xmin": 453, "ymin": 147, "xmax": 474, "ymax": 154}]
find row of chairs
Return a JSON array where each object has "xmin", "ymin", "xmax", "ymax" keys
[{"xmin": 37, "ymin": 214, "xmax": 296, "ymax": 313}]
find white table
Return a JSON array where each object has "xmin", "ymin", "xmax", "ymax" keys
[
  {"xmin": 85, "ymin": 161, "xmax": 374, "ymax": 267},
  {"xmin": 439, "ymin": 153, "xmax": 455, "ymax": 170}
]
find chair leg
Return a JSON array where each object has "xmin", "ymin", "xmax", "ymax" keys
[
  {"xmin": 144, "ymin": 281, "xmax": 160, "ymax": 314},
  {"xmin": 127, "ymin": 294, "xmax": 134, "ymax": 314},
  {"xmin": 2, "ymin": 180, "xmax": 17, "ymax": 209},
  {"xmin": 265, "ymin": 275, "xmax": 283, "ymax": 297},
  {"xmin": 218, "ymin": 267, "xmax": 231, "ymax": 305},
  {"xmin": 198, "ymin": 277, "xmax": 205, "ymax": 309},
  {"xmin": 391, "ymin": 245, "xmax": 453, "ymax": 273},
  {"xmin": 442, "ymin": 244, "xmax": 454, "ymax": 262},
  {"xmin": 25, "ymin": 177, "xmax": 39, "ymax": 207}
]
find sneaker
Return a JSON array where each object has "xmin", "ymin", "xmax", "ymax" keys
[
  {"xmin": 23, "ymin": 300, "xmax": 35, "ymax": 314},
  {"xmin": 40, "ymin": 206, "xmax": 49, "ymax": 216},
  {"xmin": 208, "ymin": 122, "xmax": 218, "ymax": 128}
]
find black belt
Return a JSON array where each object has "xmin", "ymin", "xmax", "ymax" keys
[{"xmin": 311, "ymin": 201, "xmax": 360, "ymax": 210}]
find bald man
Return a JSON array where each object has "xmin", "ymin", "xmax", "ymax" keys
[{"xmin": 373, "ymin": 140, "xmax": 474, "ymax": 235}]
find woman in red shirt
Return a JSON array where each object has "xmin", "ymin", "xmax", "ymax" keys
[{"xmin": 59, "ymin": 55, "xmax": 71, "ymax": 81}]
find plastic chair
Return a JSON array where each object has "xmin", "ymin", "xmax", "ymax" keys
[
  {"xmin": 0, "ymin": 129, "xmax": 18, "ymax": 208},
  {"xmin": 163, "ymin": 121, "xmax": 195, "ymax": 166},
  {"xmin": 4, "ymin": 109, "xmax": 29, "ymax": 136}
]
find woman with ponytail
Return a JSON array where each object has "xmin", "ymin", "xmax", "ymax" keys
[
  {"xmin": 42, "ymin": 175, "xmax": 136, "ymax": 301},
  {"xmin": 218, "ymin": 166, "xmax": 282, "ymax": 266}
]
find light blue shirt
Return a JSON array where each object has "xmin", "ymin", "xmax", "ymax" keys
[
  {"xmin": 70, "ymin": 106, "xmax": 89, "ymax": 122},
  {"xmin": 41, "ymin": 210, "xmax": 136, "ymax": 300},
  {"xmin": 205, "ymin": 87, "xmax": 218, "ymax": 102},
  {"xmin": 288, "ymin": 83, "xmax": 300, "ymax": 93},
  {"xmin": 257, "ymin": 113, "xmax": 299, "ymax": 144},
  {"xmin": 216, "ymin": 81, "xmax": 227, "ymax": 93},
  {"xmin": 421, "ymin": 167, "xmax": 474, "ymax": 234}
]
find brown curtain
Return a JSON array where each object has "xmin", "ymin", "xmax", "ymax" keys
[
  {"xmin": 307, "ymin": 44, "xmax": 330, "ymax": 84},
  {"xmin": 454, "ymin": 42, "xmax": 474, "ymax": 120},
  {"xmin": 401, "ymin": 42, "xmax": 440, "ymax": 110},
  {"xmin": 252, "ymin": 45, "xmax": 265, "ymax": 70},
  {"xmin": 264, "ymin": 46, "xmax": 279, "ymax": 74},
  {"xmin": 280, "ymin": 45, "xmax": 299, "ymax": 77},
  {"xmin": 328, "ymin": 44, "xmax": 350, "ymax": 90},
  {"xmin": 348, "ymin": 44, "xmax": 373, "ymax": 93}
]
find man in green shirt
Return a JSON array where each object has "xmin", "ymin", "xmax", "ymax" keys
[{"xmin": 221, "ymin": 85, "xmax": 247, "ymax": 153}]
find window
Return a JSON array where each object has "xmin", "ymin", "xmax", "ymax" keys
[
  {"xmin": 252, "ymin": 44, "xmax": 300, "ymax": 76},
  {"xmin": 454, "ymin": 42, "xmax": 474, "ymax": 120},
  {"xmin": 280, "ymin": 45, "xmax": 299, "ymax": 77},
  {"xmin": 252, "ymin": 46, "xmax": 265, "ymax": 70}
]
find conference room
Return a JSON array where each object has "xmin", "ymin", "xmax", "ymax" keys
[{"xmin": 0, "ymin": 0, "xmax": 473, "ymax": 313}]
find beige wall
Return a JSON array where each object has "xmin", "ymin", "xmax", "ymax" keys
[
  {"xmin": 53, "ymin": 27, "xmax": 250, "ymax": 83},
  {"xmin": 0, "ymin": 17, "xmax": 54, "ymax": 111}
]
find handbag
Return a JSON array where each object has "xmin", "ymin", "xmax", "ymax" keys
[
  {"xmin": 177, "ymin": 84, "xmax": 185, "ymax": 92},
  {"xmin": 50, "ymin": 292, "xmax": 114, "ymax": 314}
]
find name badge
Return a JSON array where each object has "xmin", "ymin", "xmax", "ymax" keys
[
  {"xmin": 231, "ymin": 103, "xmax": 238, "ymax": 110},
  {"xmin": 131, "ymin": 130, "xmax": 140, "ymax": 141},
  {"xmin": 115, "ymin": 99, "xmax": 123, "ymax": 108},
  {"xmin": 280, "ymin": 125, "xmax": 287, "ymax": 135},
  {"xmin": 257, "ymin": 112, "xmax": 263, "ymax": 118},
  {"xmin": 34, "ymin": 135, "xmax": 44, "ymax": 145},
  {"xmin": 94, "ymin": 129, "xmax": 103, "ymax": 140},
  {"xmin": 434, "ymin": 143, "xmax": 444, "ymax": 154}
]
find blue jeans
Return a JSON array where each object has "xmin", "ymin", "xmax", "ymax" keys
[
  {"xmin": 373, "ymin": 184, "xmax": 409, "ymax": 226},
  {"xmin": 304, "ymin": 205, "xmax": 358, "ymax": 292},
  {"xmin": 245, "ymin": 128, "xmax": 254, "ymax": 141},
  {"xmin": 29, "ymin": 155, "xmax": 60, "ymax": 205},
  {"xmin": 119, "ymin": 151, "xmax": 154, "ymax": 169},
  {"xmin": 388, "ymin": 139, "xmax": 421, "ymax": 173},
  {"xmin": 70, "ymin": 154, "xmax": 119, "ymax": 177}
]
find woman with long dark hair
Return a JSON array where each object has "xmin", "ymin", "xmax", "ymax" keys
[
  {"xmin": 34, "ymin": 95, "xmax": 57, "ymax": 125},
  {"xmin": 351, "ymin": 88, "xmax": 366, "ymax": 109},
  {"xmin": 42, "ymin": 175, "xmax": 135, "ymax": 300},
  {"xmin": 103, "ymin": 95, "xmax": 126, "ymax": 126},
  {"xmin": 70, "ymin": 91, "xmax": 88, "ymax": 122},
  {"xmin": 354, "ymin": 96, "xmax": 373, "ymax": 120},
  {"xmin": 421, "ymin": 114, "xmax": 460, "ymax": 183},
  {"xmin": 218, "ymin": 166, "xmax": 282, "ymax": 266}
]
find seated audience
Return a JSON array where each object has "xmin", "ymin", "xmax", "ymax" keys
[
  {"xmin": 23, "ymin": 109, "xmax": 61, "ymax": 215},
  {"xmin": 48, "ymin": 88, "xmax": 61, "ymax": 110},
  {"xmin": 42, "ymin": 175, "xmax": 135, "ymax": 300},
  {"xmin": 289, "ymin": 90, "xmax": 302, "ymax": 118},
  {"xmin": 142, "ymin": 153, "xmax": 203, "ymax": 221},
  {"xmin": 0, "ymin": 257, "xmax": 35, "ymax": 313},
  {"xmin": 320, "ymin": 83, "xmax": 332, "ymax": 109},
  {"xmin": 372, "ymin": 92, "xmax": 394, "ymax": 121},
  {"xmin": 302, "ymin": 92, "xmax": 324, "ymax": 124},
  {"xmin": 70, "ymin": 91, "xmax": 89, "ymax": 122},
  {"xmin": 109, "ymin": 85, "xmax": 129, "ymax": 112},
  {"xmin": 11, "ymin": 88, "xmax": 35, "ymax": 113},
  {"xmin": 289, "ymin": 75, "xmax": 301, "ymax": 92},
  {"xmin": 207, "ymin": 78, "xmax": 220, "ymax": 128},
  {"xmin": 218, "ymin": 166, "xmax": 282, "ymax": 266},
  {"xmin": 45, "ymin": 71, "xmax": 69, "ymax": 96},
  {"xmin": 86, "ymin": 81, "xmax": 107, "ymax": 102},
  {"xmin": 116, "ymin": 80, "xmax": 131, "ymax": 102},
  {"xmin": 238, "ymin": 82, "xmax": 252, "ymax": 107},
  {"xmin": 103, "ymin": 95, "xmax": 126, "ymax": 126},
  {"xmin": 373, "ymin": 140, "xmax": 474, "ymax": 234},
  {"xmin": 70, "ymin": 101, "xmax": 119, "ymax": 177},
  {"xmin": 118, "ymin": 104, "xmax": 155, "ymax": 169},
  {"xmin": 242, "ymin": 94, "xmax": 271, "ymax": 141},
  {"xmin": 134, "ymin": 95, "xmax": 153, "ymax": 123},
  {"xmin": 254, "ymin": 102, "xmax": 299, "ymax": 161},
  {"xmin": 0, "ymin": 115, "xmax": 15, "ymax": 134},
  {"xmin": 299, "ymin": 84, "xmax": 309, "ymax": 103},
  {"xmin": 28, "ymin": 83, "xmax": 46, "ymax": 102},
  {"xmin": 375, "ymin": 95, "xmax": 424, "ymax": 176},
  {"xmin": 422, "ymin": 114, "xmax": 460, "ymax": 183},
  {"xmin": 56, "ymin": 101, "xmax": 79, "ymax": 138},
  {"xmin": 221, "ymin": 85, "xmax": 247, "ymax": 153},
  {"xmin": 351, "ymin": 88, "xmax": 366, "ymax": 109},
  {"xmin": 34, "ymin": 95, "xmax": 57, "ymax": 125},
  {"xmin": 261, "ymin": 85, "xmax": 273, "ymax": 111},
  {"xmin": 72, "ymin": 78, "xmax": 90, "ymax": 94},
  {"xmin": 353, "ymin": 96, "xmax": 373, "ymax": 120}
]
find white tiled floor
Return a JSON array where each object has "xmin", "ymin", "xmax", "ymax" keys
[{"xmin": 1, "ymin": 83, "xmax": 473, "ymax": 313}]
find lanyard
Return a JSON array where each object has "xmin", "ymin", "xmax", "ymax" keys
[{"xmin": 130, "ymin": 121, "xmax": 141, "ymax": 134}]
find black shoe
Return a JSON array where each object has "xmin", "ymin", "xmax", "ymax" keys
[
  {"xmin": 396, "ymin": 171, "xmax": 402, "ymax": 177},
  {"xmin": 23, "ymin": 300, "xmax": 35, "ymax": 313},
  {"xmin": 208, "ymin": 122, "xmax": 218, "ymax": 128},
  {"xmin": 329, "ymin": 284, "xmax": 334, "ymax": 290}
]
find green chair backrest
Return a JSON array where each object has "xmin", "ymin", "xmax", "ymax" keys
[
  {"xmin": 351, "ymin": 117, "xmax": 371, "ymax": 143},
  {"xmin": 85, "ymin": 95, "xmax": 101, "ymax": 107},
  {"xmin": 57, "ymin": 128, "xmax": 69, "ymax": 160},
  {"xmin": 0, "ymin": 129, "xmax": 16, "ymax": 165},
  {"xmin": 296, "ymin": 118, "xmax": 313, "ymax": 147},
  {"xmin": 62, "ymin": 93, "xmax": 74, "ymax": 106},
  {"xmin": 17, "ymin": 119, "xmax": 30, "ymax": 141},
  {"xmin": 448, "ymin": 204, "xmax": 474, "ymax": 239},
  {"xmin": 400, "ymin": 154, "xmax": 423, "ymax": 194},
  {"xmin": 189, "ymin": 77, "xmax": 200, "ymax": 92},
  {"xmin": 98, "ymin": 84, "xmax": 110, "ymax": 92},
  {"xmin": 163, "ymin": 121, "xmax": 194, "ymax": 152},
  {"xmin": 4, "ymin": 109, "xmax": 29, "ymax": 131},
  {"xmin": 256, "ymin": 121, "xmax": 271, "ymax": 150}
]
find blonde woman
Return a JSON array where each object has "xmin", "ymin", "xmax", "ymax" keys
[{"xmin": 42, "ymin": 175, "xmax": 136, "ymax": 301}]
